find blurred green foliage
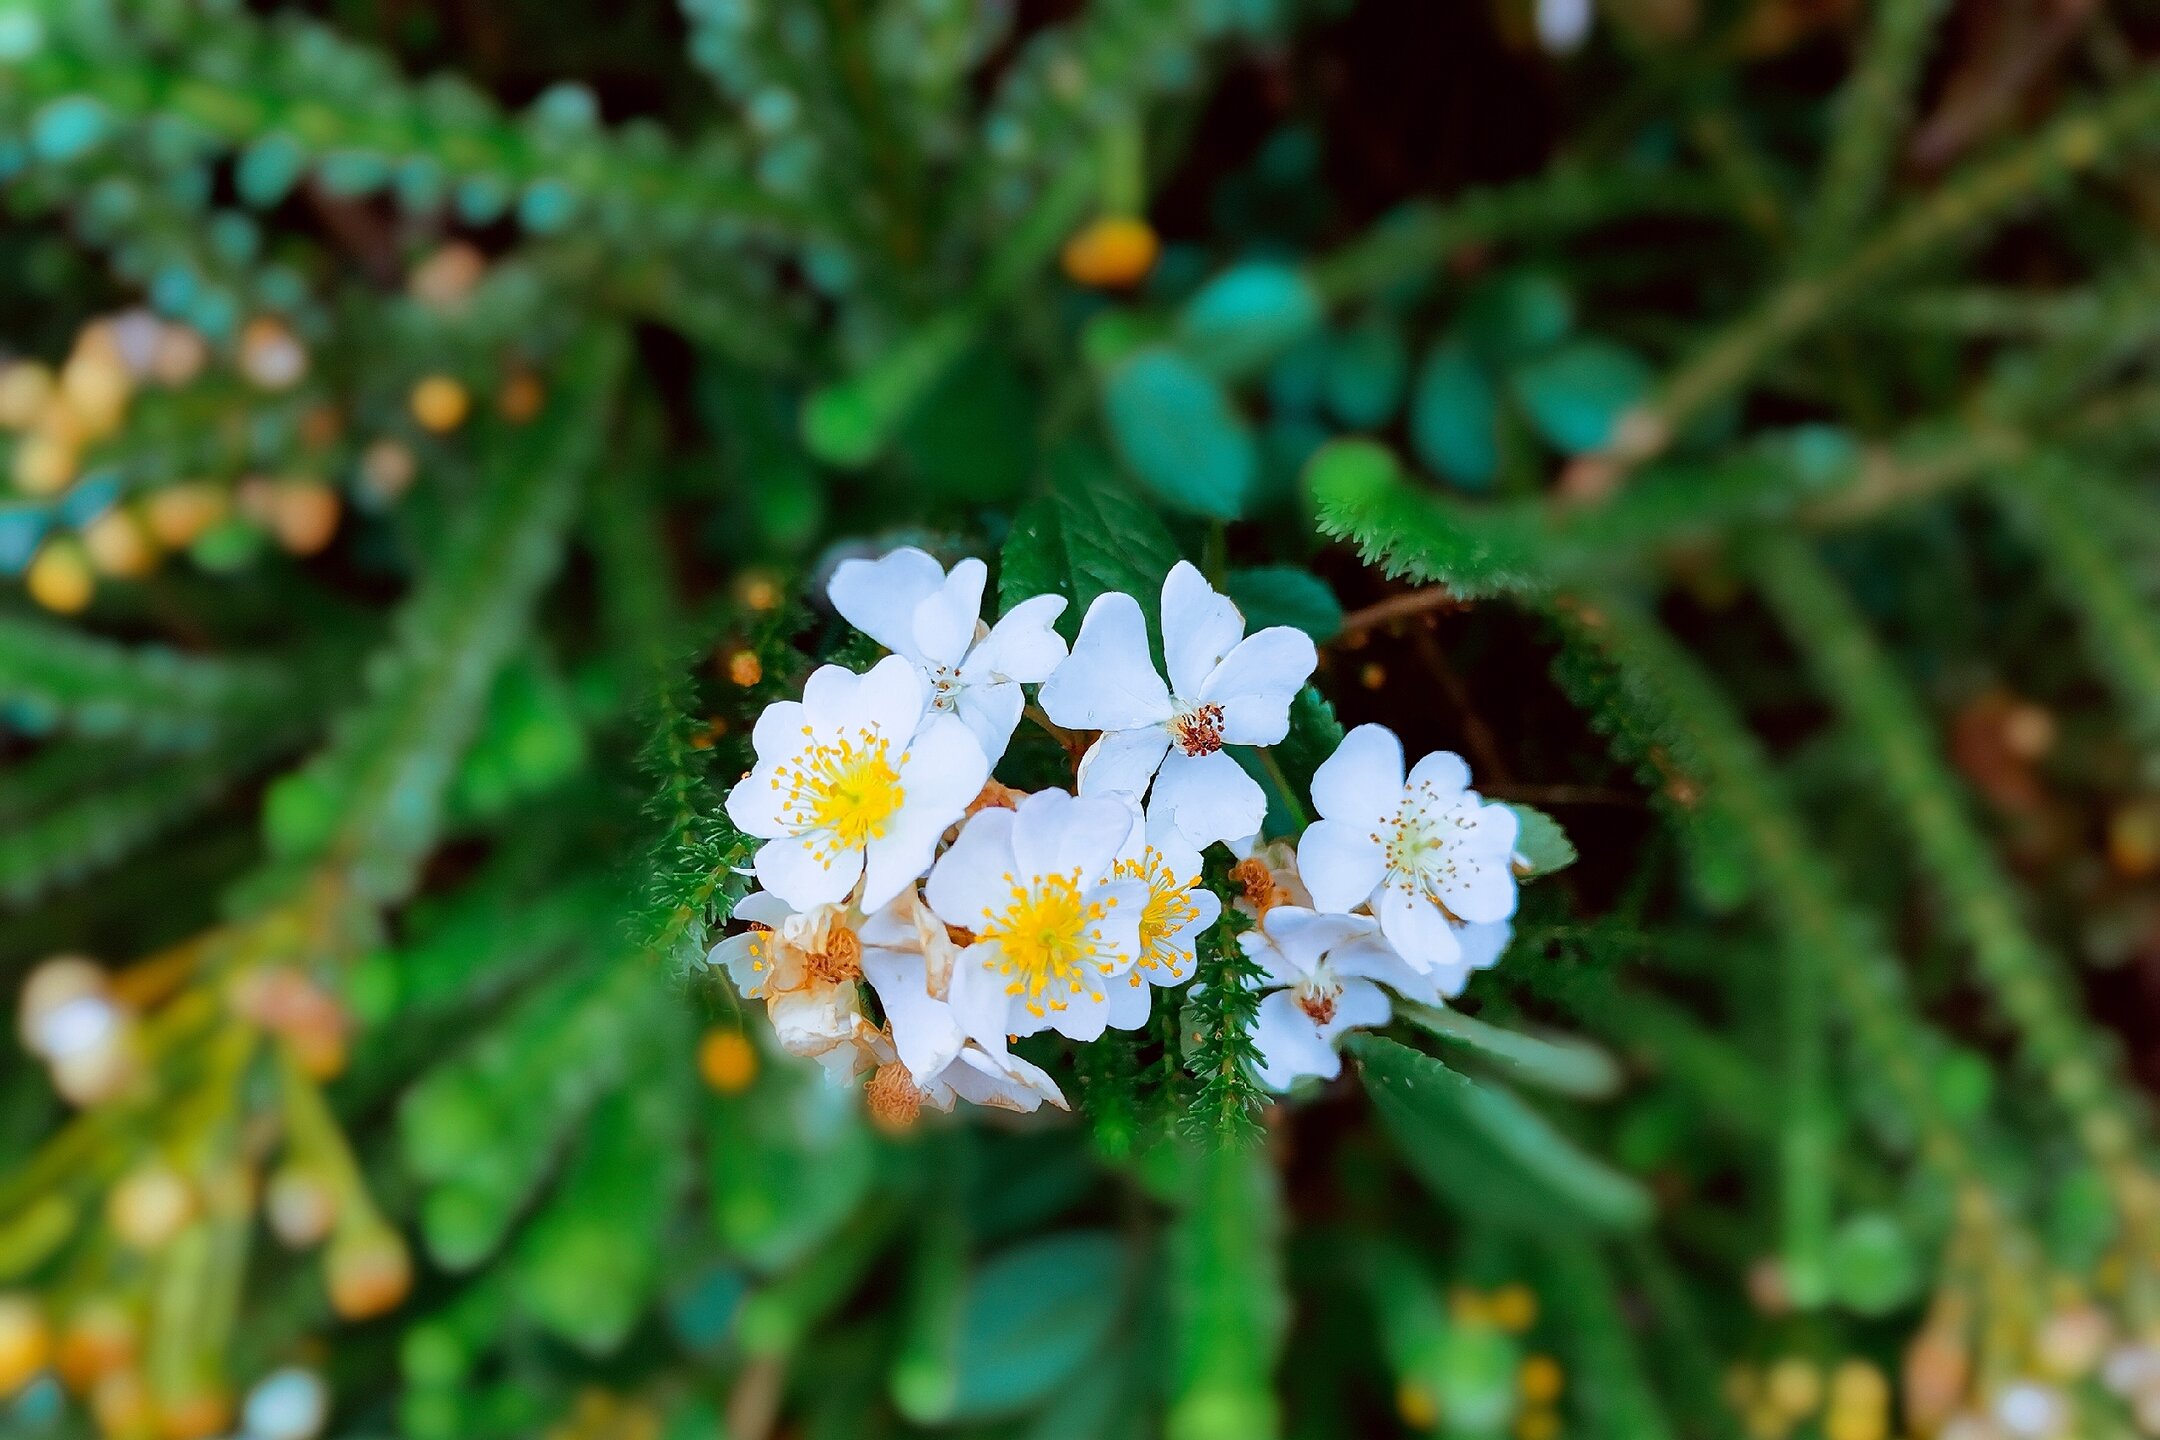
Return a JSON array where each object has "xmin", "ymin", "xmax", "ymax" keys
[{"xmin": 1, "ymin": 1, "xmax": 2159, "ymax": 1440}]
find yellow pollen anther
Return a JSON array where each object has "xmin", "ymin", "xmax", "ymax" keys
[{"xmin": 774, "ymin": 725, "xmax": 905, "ymax": 862}]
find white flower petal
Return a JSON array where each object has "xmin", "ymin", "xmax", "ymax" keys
[
  {"xmin": 944, "ymin": 1045, "xmax": 1066, "ymax": 1111},
  {"xmin": 754, "ymin": 831, "xmax": 861, "ymax": 910},
  {"xmin": 1161, "ymin": 560, "xmax": 1246, "ymax": 701},
  {"xmin": 724, "ymin": 761, "xmax": 790, "ymax": 838},
  {"xmin": 963, "ymin": 594, "xmax": 1068, "ymax": 684},
  {"xmin": 733, "ymin": 891, "xmax": 797, "ymax": 927},
  {"xmin": 1260, "ymin": 905, "xmax": 1378, "ymax": 969},
  {"xmin": 750, "ymin": 698, "xmax": 810, "ymax": 761},
  {"xmin": 1251, "ymin": 989, "xmax": 1343, "ymax": 1091},
  {"xmin": 861, "ymin": 949, "xmax": 965, "ymax": 1082},
  {"xmin": 1431, "ymin": 803, "xmax": 1520, "ymax": 926},
  {"xmin": 925, "ymin": 806, "xmax": 1019, "ymax": 932},
  {"xmin": 799, "ymin": 662, "xmax": 864, "ymax": 729},
  {"xmin": 1009, "ymin": 789, "xmax": 1132, "ymax": 883},
  {"xmin": 707, "ymin": 931, "xmax": 768, "ymax": 995},
  {"xmin": 1295, "ymin": 818, "xmax": 1388, "ymax": 915},
  {"xmin": 1405, "ymin": 749, "xmax": 1473, "ymax": 799},
  {"xmin": 1047, "ymin": 983, "xmax": 1114, "ymax": 1042},
  {"xmin": 862, "ymin": 715, "xmax": 988, "ymax": 909},
  {"xmin": 1330, "ymin": 932, "xmax": 1439, "ymax": 1004},
  {"xmin": 847, "ymin": 654, "xmax": 929, "ymax": 736},
  {"xmin": 1038, "ymin": 591, "xmax": 1172, "ymax": 731},
  {"xmin": 1076, "ymin": 725, "xmax": 1171, "ymax": 801},
  {"xmin": 913, "ymin": 557, "xmax": 988, "ymax": 669},
  {"xmin": 1200, "ymin": 627, "xmax": 1318, "ymax": 745},
  {"xmin": 949, "ymin": 944, "xmax": 1018, "ymax": 1052},
  {"xmin": 1103, "ymin": 969, "xmax": 1155, "ymax": 1030},
  {"xmin": 952, "ymin": 680, "xmax": 1024, "ymax": 768},
  {"xmin": 1378, "ymin": 882, "xmax": 1466, "ymax": 973},
  {"xmin": 1310, "ymin": 724, "xmax": 1403, "ymax": 830},
  {"xmin": 828, "ymin": 546, "xmax": 947, "ymax": 660},
  {"xmin": 1151, "ymin": 748, "xmax": 1266, "ymax": 848}
]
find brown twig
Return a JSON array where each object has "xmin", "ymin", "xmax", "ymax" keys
[{"xmin": 1335, "ymin": 586, "xmax": 1463, "ymax": 638}]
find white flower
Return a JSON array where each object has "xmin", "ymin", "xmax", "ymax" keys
[
  {"xmin": 706, "ymin": 892, "xmax": 879, "ymax": 1080},
  {"xmin": 1240, "ymin": 906, "xmax": 1436, "ymax": 1091},
  {"xmin": 1038, "ymin": 561, "xmax": 1317, "ymax": 848},
  {"xmin": 858, "ymin": 888, "xmax": 1066, "ymax": 1113},
  {"xmin": 828, "ymin": 546, "xmax": 1068, "ymax": 767},
  {"xmin": 725, "ymin": 655, "xmax": 989, "ymax": 912},
  {"xmin": 924, "ymin": 788, "xmax": 1149, "ymax": 1047},
  {"xmin": 1228, "ymin": 836, "xmax": 1310, "ymax": 920},
  {"xmin": 1102, "ymin": 817, "xmax": 1222, "ymax": 1031},
  {"xmin": 1296, "ymin": 724, "xmax": 1519, "ymax": 973}
]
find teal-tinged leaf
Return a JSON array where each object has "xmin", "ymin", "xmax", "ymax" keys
[
  {"xmin": 1224, "ymin": 568, "xmax": 1342, "ymax": 643},
  {"xmin": 1272, "ymin": 686, "xmax": 1344, "ymax": 798},
  {"xmin": 941, "ymin": 1232, "xmax": 1126, "ymax": 1421},
  {"xmin": 1351, "ymin": 1034, "xmax": 1652, "ymax": 1233},
  {"xmin": 1324, "ymin": 314, "xmax": 1410, "ymax": 430},
  {"xmin": 1460, "ymin": 270, "xmax": 1574, "ymax": 362},
  {"xmin": 1103, "ymin": 347, "xmax": 1255, "ymax": 520},
  {"xmin": 1510, "ymin": 339, "xmax": 1654, "ymax": 454},
  {"xmin": 1505, "ymin": 803, "xmax": 1576, "ymax": 876},
  {"xmin": 1410, "ymin": 338, "xmax": 1501, "ymax": 488},
  {"xmin": 1048, "ymin": 444, "xmax": 1182, "ymax": 620},
  {"xmin": 1177, "ymin": 261, "xmax": 1325, "ymax": 379}
]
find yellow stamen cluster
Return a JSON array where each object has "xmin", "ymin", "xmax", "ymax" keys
[
  {"xmin": 979, "ymin": 869, "xmax": 1116, "ymax": 1018},
  {"xmin": 1115, "ymin": 851, "xmax": 1201, "ymax": 983},
  {"xmin": 770, "ymin": 726, "xmax": 907, "ymax": 865}
]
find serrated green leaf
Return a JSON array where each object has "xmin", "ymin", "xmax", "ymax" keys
[
  {"xmin": 1351, "ymin": 1034, "xmax": 1652, "ymax": 1233},
  {"xmin": 1049, "ymin": 444, "xmax": 1182, "ymax": 621},
  {"xmin": 998, "ymin": 495, "xmax": 1072, "ymax": 620},
  {"xmin": 1505, "ymin": 802, "xmax": 1576, "ymax": 876}
]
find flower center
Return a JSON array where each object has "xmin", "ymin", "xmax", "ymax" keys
[
  {"xmin": 1115, "ymin": 851, "xmax": 1200, "ymax": 975},
  {"xmin": 925, "ymin": 663, "xmax": 962, "ymax": 710},
  {"xmin": 804, "ymin": 925, "xmax": 862, "ymax": 984},
  {"xmin": 772, "ymin": 725, "xmax": 905, "ymax": 859},
  {"xmin": 1295, "ymin": 978, "xmax": 1340, "ymax": 1027},
  {"xmin": 979, "ymin": 869, "xmax": 1116, "ymax": 1018},
  {"xmin": 1170, "ymin": 702, "xmax": 1226, "ymax": 756}
]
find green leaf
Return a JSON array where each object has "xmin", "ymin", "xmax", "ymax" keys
[
  {"xmin": 1460, "ymin": 270, "xmax": 1574, "ymax": 363},
  {"xmin": 1323, "ymin": 314, "xmax": 1410, "ymax": 430},
  {"xmin": 1826, "ymin": 1212, "xmax": 1922, "ymax": 1317},
  {"xmin": 1103, "ymin": 347, "xmax": 1256, "ymax": 521},
  {"xmin": 1048, "ymin": 444, "xmax": 1182, "ymax": 621},
  {"xmin": 1351, "ymin": 1034, "xmax": 1652, "ymax": 1233},
  {"xmin": 897, "ymin": 346, "xmax": 1035, "ymax": 505},
  {"xmin": 1510, "ymin": 338, "xmax": 1654, "ymax": 455},
  {"xmin": 1505, "ymin": 803, "xmax": 1576, "ymax": 876},
  {"xmin": 1167, "ymin": 1146, "xmax": 1285, "ymax": 1440},
  {"xmin": 940, "ymin": 1232, "xmax": 1126, "ymax": 1421},
  {"xmin": 1176, "ymin": 260, "xmax": 1325, "ymax": 378},
  {"xmin": 998, "ymin": 495, "xmax": 1073, "ymax": 620},
  {"xmin": 1224, "ymin": 568, "xmax": 1342, "ymax": 643},
  {"xmin": 1398, "ymin": 1004, "xmax": 1621, "ymax": 1099},
  {"xmin": 1409, "ymin": 337, "xmax": 1500, "ymax": 489}
]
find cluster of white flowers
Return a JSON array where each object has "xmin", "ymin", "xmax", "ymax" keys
[{"xmin": 710, "ymin": 546, "xmax": 1525, "ymax": 1123}]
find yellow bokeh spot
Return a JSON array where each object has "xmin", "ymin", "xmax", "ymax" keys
[
  {"xmin": 410, "ymin": 375, "xmax": 472, "ymax": 433},
  {"xmin": 727, "ymin": 649, "xmax": 763, "ymax": 687},
  {"xmin": 0, "ymin": 361, "xmax": 54, "ymax": 429},
  {"xmin": 81, "ymin": 509, "xmax": 159, "ymax": 579},
  {"xmin": 1394, "ymin": 1380, "xmax": 1438, "ymax": 1431},
  {"xmin": 1520, "ymin": 1353, "xmax": 1564, "ymax": 1405},
  {"xmin": 1765, "ymin": 1356, "xmax": 1821, "ymax": 1417},
  {"xmin": 144, "ymin": 483, "xmax": 229, "ymax": 549},
  {"xmin": 1491, "ymin": 1282, "xmax": 1539, "ymax": 1333},
  {"xmin": 27, "ymin": 540, "xmax": 95, "ymax": 615},
  {"xmin": 12, "ymin": 428, "xmax": 77, "ymax": 495},
  {"xmin": 0, "ymin": 1293, "xmax": 48, "ymax": 1397},
  {"xmin": 699, "ymin": 1029, "xmax": 758, "ymax": 1093},
  {"xmin": 1514, "ymin": 1407, "xmax": 1560, "ymax": 1440},
  {"xmin": 1061, "ymin": 216, "xmax": 1160, "ymax": 288}
]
